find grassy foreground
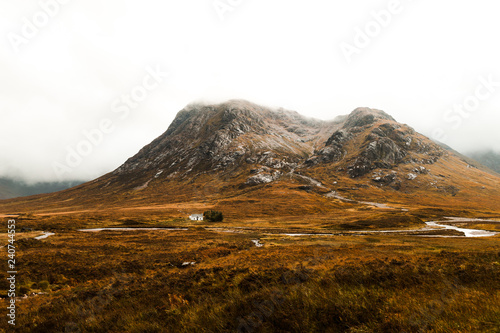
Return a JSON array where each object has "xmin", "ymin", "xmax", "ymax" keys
[{"xmin": 1, "ymin": 215, "xmax": 499, "ymax": 333}]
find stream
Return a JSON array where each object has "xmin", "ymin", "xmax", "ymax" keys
[
  {"xmin": 278, "ymin": 220, "xmax": 498, "ymax": 238},
  {"xmin": 424, "ymin": 220, "xmax": 498, "ymax": 237},
  {"xmin": 79, "ymin": 227, "xmax": 188, "ymax": 232}
]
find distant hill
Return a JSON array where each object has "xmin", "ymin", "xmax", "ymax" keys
[
  {"xmin": 466, "ymin": 150, "xmax": 500, "ymax": 174},
  {"xmin": 0, "ymin": 178, "xmax": 83, "ymax": 200}
]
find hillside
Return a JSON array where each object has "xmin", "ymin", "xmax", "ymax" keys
[
  {"xmin": 1, "ymin": 100, "xmax": 499, "ymax": 218},
  {"xmin": 0, "ymin": 178, "xmax": 82, "ymax": 200}
]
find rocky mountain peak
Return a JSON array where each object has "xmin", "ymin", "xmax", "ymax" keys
[
  {"xmin": 343, "ymin": 107, "xmax": 396, "ymax": 129},
  {"xmin": 310, "ymin": 107, "xmax": 445, "ymax": 180},
  {"xmin": 111, "ymin": 101, "xmax": 453, "ymax": 196},
  {"xmin": 113, "ymin": 101, "xmax": 330, "ymax": 178}
]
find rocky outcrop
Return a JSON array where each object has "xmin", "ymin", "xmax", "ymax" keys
[
  {"xmin": 318, "ymin": 129, "xmax": 351, "ymax": 162},
  {"xmin": 342, "ymin": 107, "xmax": 395, "ymax": 128},
  {"xmin": 347, "ymin": 136, "xmax": 408, "ymax": 178},
  {"xmin": 303, "ymin": 107, "xmax": 446, "ymax": 179},
  {"xmin": 245, "ymin": 167, "xmax": 282, "ymax": 186}
]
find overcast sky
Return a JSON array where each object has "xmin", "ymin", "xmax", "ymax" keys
[{"xmin": 1, "ymin": 0, "xmax": 499, "ymax": 184}]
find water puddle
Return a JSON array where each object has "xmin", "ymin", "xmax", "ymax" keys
[
  {"xmin": 281, "ymin": 233, "xmax": 337, "ymax": 237},
  {"xmin": 34, "ymin": 232, "xmax": 55, "ymax": 240},
  {"xmin": 252, "ymin": 239, "xmax": 264, "ymax": 247}
]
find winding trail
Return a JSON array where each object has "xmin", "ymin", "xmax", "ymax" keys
[{"xmin": 291, "ymin": 171, "xmax": 407, "ymax": 211}]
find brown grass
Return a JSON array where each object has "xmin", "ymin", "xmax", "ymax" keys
[{"xmin": 1, "ymin": 212, "xmax": 499, "ymax": 332}]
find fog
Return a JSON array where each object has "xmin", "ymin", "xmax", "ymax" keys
[{"xmin": 1, "ymin": 0, "xmax": 499, "ymax": 183}]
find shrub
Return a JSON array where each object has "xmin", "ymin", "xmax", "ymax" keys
[
  {"xmin": 203, "ymin": 210, "xmax": 223, "ymax": 222},
  {"xmin": 39, "ymin": 280, "xmax": 50, "ymax": 291},
  {"xmin": 19, "ymin": 285, "xmax": 30, "ymax": 295}
]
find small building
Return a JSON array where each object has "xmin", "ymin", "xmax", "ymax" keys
[{"xmin": 189, "ymin": 214, "xmax": 204, "ymax": 221}]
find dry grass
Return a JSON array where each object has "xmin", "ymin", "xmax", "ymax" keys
[{"xmin": 1, "ymin": 212, "xmax": 499, "ymax": 332}]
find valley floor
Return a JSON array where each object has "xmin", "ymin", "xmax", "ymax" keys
[{"xmin": 1, "ymin": 212, "xmax": 499, "ymax": 333}]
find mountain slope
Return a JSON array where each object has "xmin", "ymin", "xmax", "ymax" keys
[
  {"xmin": 466, "ymin": 150, "xmax": 500, "ymax": 174},
  {"xmin": 1, "ymin": 100, "xmax": 499, "ymax": 217}
]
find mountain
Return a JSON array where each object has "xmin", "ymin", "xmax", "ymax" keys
[
  {"xmin": 0, "ymin": 178, "xmax": 83, "ymax": 200},
  {"xmin": 1, "ymin": 100, "xmax": 499, "ymax": 217},
  {"xmin": 466, "ymin": 150, "xmax": 500, "ymax": 174}
]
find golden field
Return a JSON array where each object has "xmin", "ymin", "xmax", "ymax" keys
[{"xmin": 1, "ymin": 208, "xmax": 499, "ymax": 333}]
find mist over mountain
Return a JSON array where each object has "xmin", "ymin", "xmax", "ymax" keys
[
  {"xmin": 466, "ymin": 150, "xmax": 500, "ymax": 174},
  {"xmin": 0, "ymin": 178, "xmax": 82, "ymax": 200}
]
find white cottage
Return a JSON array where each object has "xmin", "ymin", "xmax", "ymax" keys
[{"xmin": 189, "ymin": 214, "xmax": 204, "ymax": 221}]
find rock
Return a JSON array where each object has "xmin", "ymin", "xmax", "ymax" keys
[
  {"xmin": 412, "ymin": 166, "xmax": 428, "ymax": 174},
  {"xmin": 371, "ymin": 172, "xmax": 401, "ymax": 189},
  {"xmin": 245, "ymin": 170, "xmax": 282, "ymax": 186},
  {"xmin": 297, "ymin": 185, "xmax": 312, "ymax": 191},
  {"xmin": 437, "ymin": 185, "xmax": 460, "ymax": 196},
  {"xmin": 407, "ymin": 173, "xmax": 417, "ymax": 180}
]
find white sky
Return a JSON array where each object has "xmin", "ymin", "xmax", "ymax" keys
[{"xmin": 1, "ymin": 0, "xmax": 499, "ymax": 183}]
